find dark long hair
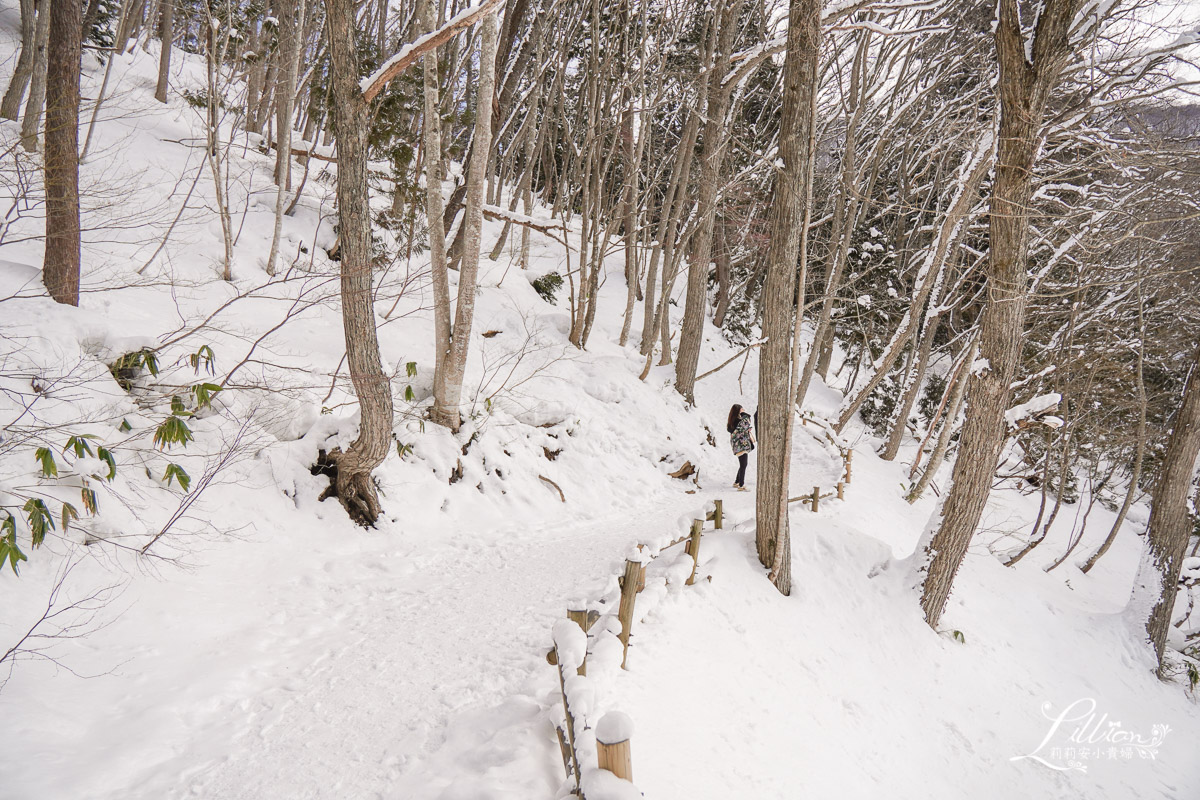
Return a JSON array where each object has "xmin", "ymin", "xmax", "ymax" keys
[{"xmin": 727, "ymin": 404, "xmax": 743, "ymax": 433}]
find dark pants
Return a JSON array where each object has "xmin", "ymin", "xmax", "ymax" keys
[{"xmin": 736, "ymin": 453, "xmax": 748, "ymax": 487}]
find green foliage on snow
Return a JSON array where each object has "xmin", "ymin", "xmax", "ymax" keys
[{"xmin": 532, "ymin": 272, "xmax": 564, "ymax": 305}]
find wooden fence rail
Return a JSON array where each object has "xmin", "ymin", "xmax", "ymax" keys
[
  {"xmin": 548, "ymin": 499, "xmax": 725, "ymax": 796},
  {"xmin": 546, "ymin": 419, "xmax": 852, "ymax": 796}
]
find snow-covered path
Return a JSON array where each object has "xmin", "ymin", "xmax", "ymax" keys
[{"xmin": 5, "ymin": 488, "xmax": 711, "ymax": 800}]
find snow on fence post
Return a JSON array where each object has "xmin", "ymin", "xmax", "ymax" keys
[
  {"xmin": 617, "ymin": 558, "xmax": 645, "ymax": 669},
  {"xmin": 567, "ymin": 607, "xmax": 589, "ymax": 676},
  {"xmin": 553, "ymin": 619, "xmax": 588, "ymax": 788},
  {"xmin": 714, "ymin": 498, "xmax": 723, "ymax": 529},
  {"xmin": 596, "ymin": 711, "xmax": 634, "ymax": 782},
  {"xmin": 685, "ymin": 519, "xmax": 703, "ymax": 586}
]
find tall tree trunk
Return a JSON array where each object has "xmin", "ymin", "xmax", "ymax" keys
[
  {"xmin": 266, "ymin": 0, "xmax": 306, "ymax": 275},
  {"xmin": 423, "ymin": 0, "xmax": 453, "ymax": 429},
  {"xmin": 1, "ymin": 0, "xmax": 37, "ymax": 121},
  {"xmin": 755, "ymin": 0, "xmax": 821, "ymax": 596},
  {"xmin": 154, "ymin": 0, "xmax": 174, "ymax": 103},
  {"xmin": 43, "ymin": 0, "xmax": 82, "ymax": 306},
  {"xmin": 1130, "ymin": 341, "xmax": 1200, "ymax": 673},
  {"xmin": 883, "ymin": 314, "xmax": 939, "ymax": 461},
  {"xmin": 617, "ymin": 47, "xmax": 639, "ymax": 348},
  {"xmin": 19, "ymin": 0, "xmax": 51, "ymax": 153},
  {"xmin": 1081, "ymin": 285, "xmax": 1149, "ymax": 574},
  {"xmin": 835, "ymin": 129, "xmax": 993, "ymax": 432},
  {"xmin": 324, "ymin": 0, "xmax": 395, "ymax": 525},
  {"xmin": 918, "ymin": 0, "xmax": 1081, "ymax": 630},
  {"xmin": 906, "ymin": 338, "xmax": 976, "ymax": 504},
  {"xmin": 82, "ymin": 0, "xmax": 104, "ymax": 37},
  {"xmin": 431, "ymin": 9, "xmax": 499, "ymax": 430},
  {"xmin": 674, "ymin": 0, "xmax": 744, "ymax": 404},
  {"xmin": 796, "ymin": 27, "xmax": 871, "ymax": 409}
]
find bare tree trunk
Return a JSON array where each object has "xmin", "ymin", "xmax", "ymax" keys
[
  {"xmin": 432, "ymin": 9, "xmax": 499, "ymax": 430},
  {"xmin": 323, "ymin": 0, "xmax": 395, "ymax": 526},
  {"xmin": 1081, "ymin": 286, "xmax": 1149, "ymax": 574},
  {"xmin": 1005, "ymin": 425, "xmax": 1072, "ymax": 566},
  {"xmin": 617, "ymin": 48, "xmax": 639, "ymax": 347},
  {"xmin": 202, "ymin": 15, "xmax": 233, "ymax": 280},
  {"xmin": 42, "ymin": 0, "xmax": 81, "ymax": 306},
  {"xmin": 755, "ymin": 0, "xmax": 821, "ymax": 596},
  {"xmin": 882, "ymin": 314, "xmax": 939, "ymax": 461},
  {"xmin": 154, "ymin": 0, "xmax": 174, "ymax": 103},
  {"xmin": 906, "ymin": 338, "xmax": 976, "ymax": 504},
  {"xmin": 641, "ymin": 111, "xmax": 699, "ymax": 356},
  {"xmin": 423, "ymin": 0, "xmax": 453, "ymax": 429},
  {"xmin": 1130, "ymin": 341, "xmax": 1200, "ymax": 673},
  {"xmin": 82, "ymin": 0, "xmax": 104, "ymax": 37},
  {"xmin": 797, "ymin": 27, "xmax": 870, "ymax": 409},
  {"xmin": 714, "ymin": 222, "xmax": 739, "ymax": 325},
  {"xmin": 675, "ymin": 0, "xmax": 744, "ymax": 404},
  {"xmin": 836, "ymin": 129, "xmax": 993, "ymax": 432},
  {"xmin": 81, "ymin": 0, "xmax": 135, "ymax": 164},
  {"xmin": 266, "ymin": 0, "xmax": 306, "ymax": 276},
  {"xmin": 1, "ymin": 0, "xmax": 37, "ymax": 121},
  {"xmin": 918, "ymin": 0, "xmax": 1081, "ymax": 630},
  {"xmin": 19, "ymin": 0, "xmax": 51, "ymax": 153},
  {"xmin": 115, "ymin": 0, "xmax": 145, "ymax": 53},
  {"xmin": 245, "ymin": 18, "xmax": 265, "ymax": 129}
]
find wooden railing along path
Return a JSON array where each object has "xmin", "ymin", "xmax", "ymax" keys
[
  {"xmin": 546, "ymin": 417, "xmax": 854, "ymax": 797},
  {"xmin": 546, "ymin": 500, "xmax": 724, "ymax": 797}
]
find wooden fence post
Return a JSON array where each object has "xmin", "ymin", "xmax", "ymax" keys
[
  {"xmin": 714, "ymin": 498, "xmax": 723, "ymax": 529},
  {"xmin": 685, "ymin": 519, "xmax": 703, "ymax": 585},
  {"xmin": 811, "ymin": 486, "xmax": 820, "ymax": 512},
  {"xmin": 844, "ymin": 449, "xmax": 853, "ymax": 483},
  {"xmin": 596, "ymin": 711, "xmax": 634, "ymax": 782},
  {"xmin": 837, "ymin": 481, "xmax": 844, "ymax": 500},
  {"xmin": 555, "ymin": 651, "xmax": 582, "ymax": 787},
  {"xmin": 618, "ymin": 558, "xmax": 644, "ymax": 669},
  {"xmin": 567, "ymin": 607, "xmax": 588, "ymax": 676}
]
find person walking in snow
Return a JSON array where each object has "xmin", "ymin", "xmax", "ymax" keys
[{"xmin": 727, "ymin": 403, "xmax": 755, "ymax": 490}]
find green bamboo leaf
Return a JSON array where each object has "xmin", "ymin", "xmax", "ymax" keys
[
  {"xmin": 23, "ymin": 498, "xmax": 54, "ymax": 546},
  {"xmin": 96, "ymin": 447, "xmax": 117, "ymax": 480},
  {"xmin": 61, "ymin": 502, "xmax": 80, "ymax": 532},
  {"xmin": 0, "ymin": 524, "xmax": 27, "ymax": 576},
  {"xmin": 163, "ymin": 463, "xmax": 191, "ymax": 492},
  {"xmin": 34, "ymin": 447, "xmax": 58, "ymax": 478}
]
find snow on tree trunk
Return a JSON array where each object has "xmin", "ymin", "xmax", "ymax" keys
[
  {"xmin": 918, "ymin": 0, "xmax": 1082, "ymax": 630},
  {"xmin": 1128, "ymin": 341, "xmax": 1200, "ymax": 673}
]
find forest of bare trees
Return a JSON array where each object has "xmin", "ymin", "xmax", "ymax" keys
[{"xmin": 4, "ymin": 0, "xmax": 1200, "ymax": 677}]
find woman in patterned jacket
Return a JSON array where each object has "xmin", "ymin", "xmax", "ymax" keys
[{"xmin": 726, "ymin": 403, "xmax": 756, "ymax": 491}]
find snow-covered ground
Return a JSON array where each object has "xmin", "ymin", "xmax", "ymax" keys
[{"xmin": 1, "ymin": 10, "xmax": 1198, "ymax": 799}]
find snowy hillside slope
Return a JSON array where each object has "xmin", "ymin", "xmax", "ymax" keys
[{"xmin": 0, "ymin": 8, "xmax": 1197, "ymax": 800}]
